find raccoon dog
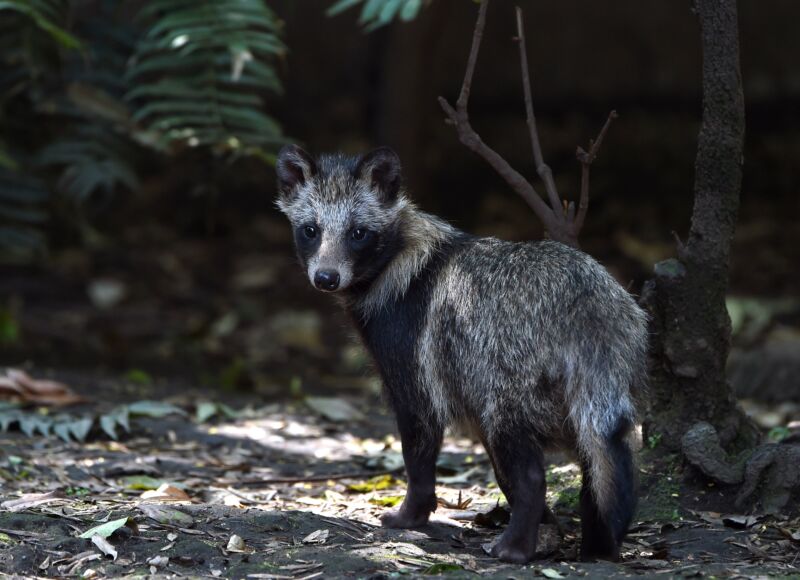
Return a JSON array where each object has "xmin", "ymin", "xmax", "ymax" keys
[{"xmin": 275, "ymin": 145, "xmax": 648, "ymax": 564}]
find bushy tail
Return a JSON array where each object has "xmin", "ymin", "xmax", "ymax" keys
[{"xmin": 566, "ymin": 361, "xmax": 641, "ymax": 559}]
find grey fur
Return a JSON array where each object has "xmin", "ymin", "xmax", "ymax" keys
[{"xmin": 277, "ymin": 148, "xmax": 649, "ymax": 518}]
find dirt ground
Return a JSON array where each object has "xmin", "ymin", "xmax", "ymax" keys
[
  {"xmin": 0, "ymin": 371, "xmax": 798, "ymax": 580},
  {"xmin": 0, "ymin": 203, "xmax": 798, "ymax": 578}
]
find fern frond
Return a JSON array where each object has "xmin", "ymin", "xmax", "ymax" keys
[
  {"xmin": 327, "ymin": 0, "xmax": 423, "ymax": 30},
  {"xmin": 126, "ymin": 0, "xmax": 286, "ymax": 154},
  {"xmin": 36, "ymin": 126, "xmax": 140, "ymax": 203},
  {"xmin": 0, "ymin": 0, "xmax": 81, "ymax": 49},
  {"xmin": 0, "ymin": 167, "xmax": 49, "ymax": 261}
]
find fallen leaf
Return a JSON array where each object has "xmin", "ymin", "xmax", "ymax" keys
[
  {"xmin": 392, "ymin": 543, "xmax": 426, "ymax": 557},
  {"xmin": 147, "ymin": 555, "xmax": 169, "ymax": 567},
  {"xmin": 474, "ymin": 504, "xmax": 511, "ymax": 528},
  {"xmin": 79, "ymin": 517, "xmax": 133, "ymax": 539},
  {"xmin": 139, "ymin": 504, "xmax": 194, "ymax": 527},
  {"xmin": 38, "ymin": 556, "xmax": 51, "ymax": 571},
  {"xmin": 369, "ymin": 495, "xmax": 403, "ymax": 507},
  {"xmin": 1, "ymin": 490, "xmax": 64, "ymax": 512},
  {"xmin": 541, "ymin": 568, "xmax": 564, "ymax": 579},
  {"xmin": 438, "ymin": 491, "xmax": 472, "ymax": 510},
  {"xmin": 305, "ymin": 396, "xmax": 364, "ymax": 422},
  {"xmin": 91, "ymin": 535, "xmax": 118, "ymax": 561},
  {"xmin": 121, "ymin": 475, "xmax": 164, "ymax": 491},
  {"xmin": 141, "ymin": 483, "xmax": 191, "ymax": 502},
  {"xmin": 0, "ymin": 370, "xmax": 84, "ymax": 406},
  {"xmin": 227, "ymin": 534, "xmax": 246, "ymax": 552},
  {"xmin": 347, "ymin": 474, "xmax": 400, "ymax": 493},
  {"xmin": 301, "ymin": 529, "xmax": 329, "ymax": 544},
  {"xmin": 722, "ymin": 514, "xmax": 761, "ymax": 529}
]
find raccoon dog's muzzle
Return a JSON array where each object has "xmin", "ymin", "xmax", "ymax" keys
[
  {"xmin": 307, "ymin": 237, "xmax": 353, "ymax": 293},
  {"xmin": 313, "ymin": 269, "xmax": 340, "ymax": 291}
]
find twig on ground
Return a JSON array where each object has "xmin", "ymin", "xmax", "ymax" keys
[{"xmin": 236, "ymin": 467, "xmax": 402, "ymax": 487}]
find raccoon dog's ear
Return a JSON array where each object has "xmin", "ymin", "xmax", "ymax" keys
[
  {"xmin": 356, "ymin": 147, "xmax": 402, "ymax": 203},
  {"xmin": 276, "ymin": 145, "xmax": 316, "ymax": 198}
]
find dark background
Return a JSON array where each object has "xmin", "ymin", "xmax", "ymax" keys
[
  {"xmin": 245, "ymin": 0, "xmax": 797, "ymax": 293},
  {"xmin": 2, "ymin": 0, "xmax": 798, "ymax": 394}
]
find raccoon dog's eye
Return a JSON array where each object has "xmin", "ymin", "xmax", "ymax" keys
[
  {"xmin": 351, "ymin": 228, "xmax": 368, "ymax": 241},
  {"xmin": 303, "ymin": 225, "xmax": 317, "ymax": 239}
]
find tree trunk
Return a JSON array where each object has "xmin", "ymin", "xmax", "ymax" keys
[{"xmin": 642, "ymin": 0, "xmax": 759, "ymax": 451}]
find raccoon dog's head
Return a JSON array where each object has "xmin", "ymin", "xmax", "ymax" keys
[{"xmin": 275, "ymin": 145, "xmax": 405, "ymax": 293}]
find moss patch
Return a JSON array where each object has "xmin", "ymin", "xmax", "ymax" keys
[{"xmin": 638, "ymin": 453, "xmax": 682, "ymax": 522}]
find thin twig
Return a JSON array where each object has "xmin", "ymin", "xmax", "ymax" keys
[
  {"xmin": 575, "ymin": 110, "xmax": 617, "ymax": 231},
  {"xmin": 515, "ymin": 6, "xmax": 561, "ymax": 214},
  {"xmin": 438, "ymin": 0, "xmax": 561, "ymax": 242},
  {"xmin": 455, "ymin": 0, "xmax": 487, "ymax": 112},
  {"xmin": 236, "ymin": 467, "xmax": 402, "ymax": 487},
  {"xmin": 440, "ymin": 0, "xmax": 617, "ymax": 248}
]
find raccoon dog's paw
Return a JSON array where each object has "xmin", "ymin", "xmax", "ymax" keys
[
  {"xmin": 380, "ymin": 495, "xmax": 436, "ymax": 528},
  {"xmin": 380, "ymin": 509, "xmax": 429, "ymax": 529},
  {"xmin": 490, "ymin": 532, "xmax": 537, "ymax": 564}
]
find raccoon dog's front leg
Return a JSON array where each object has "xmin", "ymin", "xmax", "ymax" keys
[
  {"xmin": 381, "ymin": 406, "xmax": 443, "ymax": 529},
  {"xmin": 486, "ymin": 433, "xmax": 546, "ymax": 564}
]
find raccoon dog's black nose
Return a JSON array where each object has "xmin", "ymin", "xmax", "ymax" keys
[{"xmin": 314, "ymin": 270, "xmax": 340, "ymax": 291}]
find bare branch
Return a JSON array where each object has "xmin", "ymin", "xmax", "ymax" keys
[
  {"xmin": 439, "ymin": 0, "xmax": 617, "ymax": 249},
  {"xmin": 574, "ymin": 110, "xmax": 617, "ymax": 232},
  {"xmin": 455, "ymin": 0, "xmax": 488, "ymax": 112},
  {"xmin": 438, "ymin": 0, "xmax": 568, "ymax": 244},
  {"xmin": 515, "ymin": 6, "xmax": 562, "ymax": 214}
]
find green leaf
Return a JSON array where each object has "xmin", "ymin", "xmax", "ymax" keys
[
  {"xmin": 422, "ymin": 563, "xmax": 464, "ymax": 575},
  {"xmin": 369, "ymin": 495, "xmax": 403, "ymax": 507},
  {"xmin": 327, "ymin": 0, "xmax": 363, "ymax": 17},
  {"xmin": 378, "ymin": 0, "xmax": 404, "ymax": 25},
  {"xmin": 68, "ymin": 417, "xmax": 93, "ymax": 442},
  {"xmin": 347, "ymin": 474, "xmax": 402, "ymax": 493},
  {"xmin": 53, "ymin": 422, "xmax": 72, "ymax": 442},
  {"xmin": 18, "ymin": 415, "xmax": 39, "ymax": 437},
  {"xmin": 400, "ymin": 0, "xmax": 422, "ymax": 21},
  {"xmin": 124, "ymin": 369, "xmax": 152, "ymax": 386},
  {"xmin": 0, "ymin": 308, "xmax": 19, "ymax": 344},
  {"xmin": 0, "ymin": 409, "xmax": 19, "ymax": 432},
  {"xmin": 99, "ymin": 414, "xmax": 118, "ymax": 440},
  {"xmin": 126, "ymin": 400, "xmax": 186, "ymax": 418},
  {"xmin": 79, "ymin": 517, "xmax": 131, "ymax": 539},
  {"xmin": 359, "ymin": 0, "xmax": 384, "ymax": 23},
  {"xmin": 0, "ymin": 0, "xmax": 82, "ymax": 49},
  {"xmin": 195, "ymin": 401, "xmax": 218, "ymax": 423},
  {"xmin": 120, "ymin": 475, "xmax": 164, "ymax": 491}
]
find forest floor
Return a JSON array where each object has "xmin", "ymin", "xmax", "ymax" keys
[
  {"xmin": 1, "ymin": 216, "xmax": 799, "ymax": 578},
  {"xmin": 0, "ymin": 371, "xmax": 799, "ymax": 579}
]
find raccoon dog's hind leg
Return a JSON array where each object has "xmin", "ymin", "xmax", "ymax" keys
[
  {"xmin": 381, "ymin": 404, "xmax": 444, "ymax": 528},
  {"xmin": 484, "ymin": 428, "xmax": 547, "ymax": 564},
  {"xmin": 579, "ymin": 418, "xmax": 636, "ymax": 561}
]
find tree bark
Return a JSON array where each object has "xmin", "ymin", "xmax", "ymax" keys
[{"xmin": 642, "ymin": 0, "xmax": 759, "ymax": 451}]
